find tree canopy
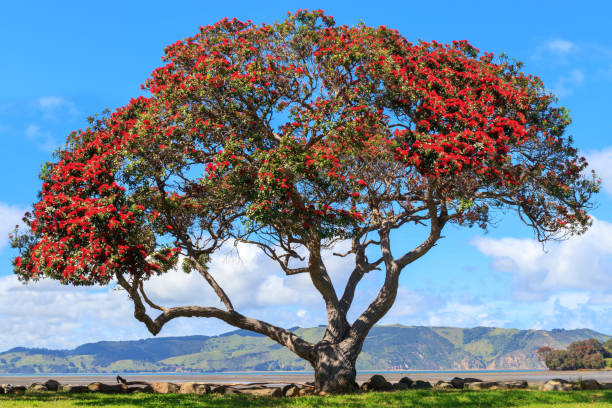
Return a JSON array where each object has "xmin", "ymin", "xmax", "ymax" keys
[
  {"xmin": 538, "ymin": 339, "xmax": 612, "ymax": 370},
  {"xmin": 11, "ymin": 10, "xmax": 599, "ymax": 392}
]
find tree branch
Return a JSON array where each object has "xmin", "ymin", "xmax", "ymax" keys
[
  {"xmin": 187, "ymin": 252, "xmax": 235, "ymax": 312},
  {"xmin": 116, "ymin": 272, "xmax": 315, "ymax": 362},
  {"xmin": 345, "ymin": 187, "xmax": 447, "ymax": 353}
]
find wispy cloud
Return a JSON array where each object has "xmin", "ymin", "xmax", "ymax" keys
[
  {"xmin": 25, "ymin": 123, "xmax": 57, "ymax": 152},
  {"xmin": 546, "ymin": 39, "xmax": 574, "ymax": 55},
  {"xmin": 36, "ymin": 96, "xmax": 78, "ymax": 120},
  {"xmin": 587, "ymin": 146, "xmax": 612, "ymax": 196},
  {"xmin": 0, "ymin": 202, "xmax": 26, "ymax": 250},
  {"xmin": 552, "ymin": 69, "xmax": 585, "ymax": 97}
]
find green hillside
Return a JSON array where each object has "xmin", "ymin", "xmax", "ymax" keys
[{"xmin": 0, "ymin": 326, "xmax": 608, "ymax": 373}]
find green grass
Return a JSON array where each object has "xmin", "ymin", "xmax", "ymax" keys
[{"xmin": 1, "ymin": 390, "xmax": 612, "ymax": 407}]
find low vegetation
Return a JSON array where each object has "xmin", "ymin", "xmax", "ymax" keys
[
  {"xmin": 1, "ymin": 389, "xmax": 612, "ymax": 408},
  {"xmin": 538, "ymin": 339, "xmax": 612, "ymax": 370}
]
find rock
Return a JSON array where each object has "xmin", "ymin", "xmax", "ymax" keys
[
  {"xmin": 43, "ymin": 379, "xmax": 60, "ymax": 391},
  {"xmin": 240, "ymin": 387, "xmax": 282, "ymax": 397},
  {"xmin": 393, "ymin": 381, "xmax": 410, "ymax": 390},
  {"xmin": 465, "ymin": 381, "xmax": 500, "ymax": 390},
  {"xmin": 298, "ymin": 387, "xmax": 314, "ymax": 396},
  {"xmin": 580, "ymin": 379, "xmax": 601, "ymax": 390},
  {"xmin": 27, "ymin": 383, "xmax": 48, "ymax": 392},
  {"xmin": 540, "ymin": 379, "xmax": 576, "ymax": 391},
  {"xmin": 365, "ymin": 374, "xmax": 394, "ymax": 391},
  {"xmin": 412, "ymin": 380, "xmax": 432, "ymax": 389},
  {"xmin": 499, "ymin": 380, "xmax": 528, "ymax": 389},
  {"xmin": 433, "ymin": 381, "xmax": 454, "ymax": 390},
  {"xmin": 0, "ymin": 384, "xmax": 4, "ymax": 394},
  {"xmin": 5, "ymin": 385, "xmax": 26, "ymax": 394},
  {"xmin": 150, "ymin": 382, "xmax": 179, "ymax": 394},
  {"xmin": 281, "ymin": 384, "xmax": 295, "ymax": 394},
  {"xmin": 131, "ymin": 385, "xmax": 154, "ymax": 393},
  {"xmin": 178, "ymin": 382, "xmax": 210, "ymax": 394},
  {"xmin": 60, "ymin": 385, "xmax": 90, "ymax": 393},
  {"xmin": 224, "ymin": 387, "xmax": 242, "ymax": 394},
  {"xmin": 399, "ymin": 377, "xmax": 413, "ymax": 387},
  {"xmin": 449, "ymin": 377, "xmax": 482, "ymax": 389},
  {"xmin": 283, "ymin": 385, "xmax": 300, "ymax": 397},
  {"xmin": 88, "ymin": 382, "xmax": 127, "ymax": 393},
  {"xmin": 600, "ymin": 382, "xmax": 612, "ymax": 390},
  {"xmin": 211, "ymin": 385, "xmax": 227, "ymax": 394}
]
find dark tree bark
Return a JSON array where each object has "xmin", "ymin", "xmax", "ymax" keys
[{"xmin": 312, "ymin": 341, "xmax": 359, "ymax": 393}]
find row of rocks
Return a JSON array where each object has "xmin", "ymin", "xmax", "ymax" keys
[
  {"xmin": 540, "ymin": 379, "xmax": 612, "ymax": 391},
  {"xmin": 2, "ymin": 376, "xmax": 612, "ymax": 396},
  {"xmin": 0, "ymin": 379, "xmax": 314, "ymax": 397},
  {"xmin": 360, "ymin": 375, "xmax": 529, "ymax": 392},
  {"xmin": 360, "ymin": 375, "xmax": 612, "ymax": 392}
]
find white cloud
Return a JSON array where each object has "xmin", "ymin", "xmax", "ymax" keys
[
  {"xmin": 587, "ymin": 147, "xmax": 612, "ymax": 195},
  {"xmin": 25, "ymin": 123, "xmax": 57, "ymax": 152},
  {"xmin": 546, "ymin": 39, "xmax": 574, "ymax": 55},
  {"xmin": 143, "ymin": 239, "xmax": 357, "ymax": 312},
  {"xmin": 0, "ymin": 275, "xmax": 144, "ymax": 351},
  {"xmin": 472, "ymin": 218, "xmax": 612, "ymax": 300},
  {"xmin": 0, "ymin": 239, "xmax": 359, "ymax": 350},
  {"xmin": 0, "ymin": 203, "xmax": 26, "ymax": 250}
]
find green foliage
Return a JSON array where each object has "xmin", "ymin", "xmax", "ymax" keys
[{"xmin": 537, "ymin": 338, "xmax": 611, "ymax": 370}]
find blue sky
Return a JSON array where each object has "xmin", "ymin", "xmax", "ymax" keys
[{"xmin": 0, "ymin": 0, "xmax": 611, "ymax": 351}]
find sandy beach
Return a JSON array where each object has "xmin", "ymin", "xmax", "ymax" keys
[{"xmin": 2, "ymin": 370, "xmax": 612, "ymax": 386}]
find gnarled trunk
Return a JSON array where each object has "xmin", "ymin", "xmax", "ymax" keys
[{"xmin": 312, "ymin": 341, "xmax": 359, "ymax": 394}]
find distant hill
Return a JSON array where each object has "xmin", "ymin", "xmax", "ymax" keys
[{"xmin": 0, "ymin": 326, "xmax": 608, "ymax": 374}]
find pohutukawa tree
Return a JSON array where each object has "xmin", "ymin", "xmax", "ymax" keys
[{"xmin": 12, "ymin": 10, "xmax": 599, "ymax": 393}]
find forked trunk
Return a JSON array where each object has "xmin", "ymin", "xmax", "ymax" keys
[{"xmin": 312, "ymin": 341, "xmax": 358, "ymax": 394}]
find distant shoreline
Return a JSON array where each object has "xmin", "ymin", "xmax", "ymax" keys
[{"xmin": 1, "ymin": 369, "xmax": 612, "ymax": 386}]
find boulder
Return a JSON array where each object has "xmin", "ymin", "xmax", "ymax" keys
[
  {"xmin": 150, "ymin": 382, "xmax": 179, "ymax": 394},
  {"xmin": 433, "ymin": 381, "xmax": 454, "ymax": 390},
  {"xmin": 540, "ymin": 379, "xmax": 576, "ymax": 391},
  {"xmin": 364, "ymin": 374, "xmax": 394, "ymax": 391},
  {"xmin": 600, "ymin": 382, "xmax": 612, "ymax": 390},
  {"xmin": 27, "ymin": 383, "xmax": 48, "ymax": 392},
  {"xmin": 499, "ymin": 380, "xmax": 528, "ymax": 389},
  {"xmin": 412, "ymin": 380, "xmax": 432, "ymax": 389},
  {"xmin": 43, "ymin": 379, "xmax": 60, "ymax": 391},
  {"xmin": 211, "ymin": 385, "xmax": 227, "ymax": 394},
  {"xmin": 60, "ymin": 385, "xmax": 90, "ymax": 393},
  {"xmin": 449, "ymin": 377, "xmax": 482, "ymax": 389},
  {"xmin": 465, "ymin": 381, "xmax": 500, "ymax": 390},
  {"xmin": 178, "ymin": 382, "xmax": 210, "ymax": 394},
  {"xmin": 399, "ymin": 377, "xmax": 413, "ymax": 387},
  {"xmin": 283, "ymin": 385, "xmax": 300, "ymax": 397},
  {"xmin": 88, "ymin": 382, "xmax": 127, "ymax": 393},
  {"xmin": 298, "ymin": 387, "xmax": 314, "ymax": 396},
  {"xmin": 5, "ymin": 385, "xmax": 26, "ymax": 394},
  {"xmin": 393, "ymin": 381, "xmax": 410, "ymax": 390},
  {"xmin": 224, "ymin": 387, "xmax": 242, "ymax": 394},
  {"xmin": 0, "ymin": 384, "xmax": 4, "ymax": 394},
  {"xmin": 240, "ymin": 387, "xmax": 282, "ymax": 397},
  {"xmin": 131, "ymin": 385, "xmax": 154, "ymax": 393},
  {"xmin": 580, "ymin": 379, "xmax": 601, "ymax": 390}
]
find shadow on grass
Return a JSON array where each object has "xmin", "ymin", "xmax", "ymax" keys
[{"xmin": 1, "ymin": 390, "xmax": 612, "ymax": 407}]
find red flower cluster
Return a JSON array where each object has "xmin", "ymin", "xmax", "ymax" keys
[{"xmin": 12, "ymin": 10, "xmax": 597, "ymax": 284}]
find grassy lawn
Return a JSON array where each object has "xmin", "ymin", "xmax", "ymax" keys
[{"xmin": 0, "ymin": 390, "xmax": 611, "ymax": 408}]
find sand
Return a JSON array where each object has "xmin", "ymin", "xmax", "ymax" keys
[{"xmin": 2, "ymin": 370, "xmax": 612, "ymax": 386}]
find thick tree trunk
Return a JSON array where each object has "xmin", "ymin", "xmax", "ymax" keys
[{"xmin": 312, "ymin": 341, "xmax": 358, "ymax": 394}]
